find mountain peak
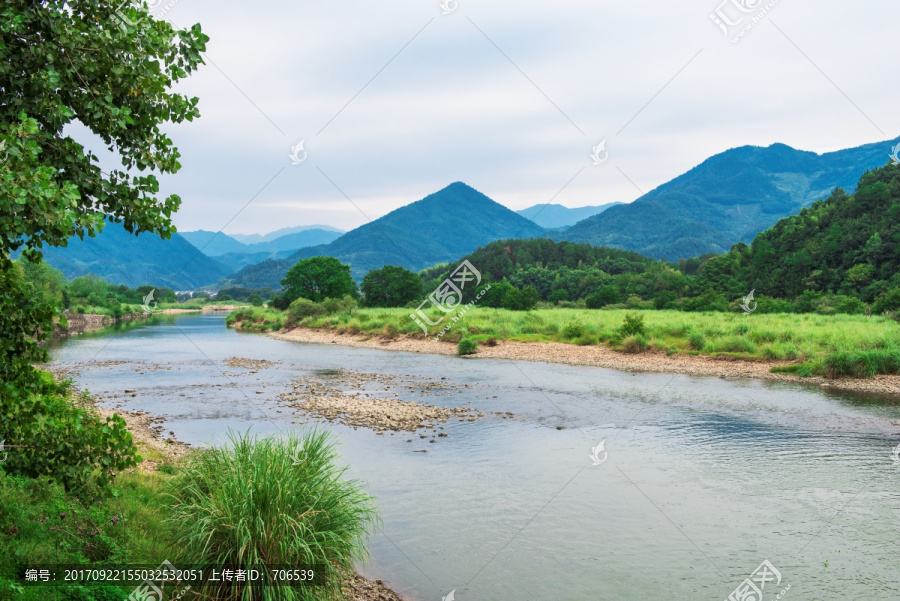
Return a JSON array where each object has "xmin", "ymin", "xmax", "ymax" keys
[{"xmin": 224, "ymin": 184, "xmax": 545, "ymax": 285}]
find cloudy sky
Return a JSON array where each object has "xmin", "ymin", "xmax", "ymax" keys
[{"xmin": 80, "ymin": 0, "xmax": 900, "ymax": 235}]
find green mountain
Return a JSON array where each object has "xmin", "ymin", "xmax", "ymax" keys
[
  {"xmin": 25, "ymin": 222, "xmax": 231, "ymax": 289},
  {"xmin": 694, "ymin": 162, "xmax": 900, "ymax": 306},
  {"xmin": 560, "ymin": 137, "xmax": 900, "ymax": 260},
  {"xmin": 516, "ymin": 202, "xmax": 621, "ymax": 228},
  {"xmin": 224, "ymin": 182, "xmax": 546, "ymax": 286}
]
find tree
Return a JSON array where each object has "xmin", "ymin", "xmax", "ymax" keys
[
  {"xmin": 548, "ymin": 289, "xmax": 569, "ymax": 304},
  {"xmin": 1, "ymin": 2, "xmax": 207, "ymax": 378},
  {"xmin": 281, "ymin": 257, "xmax": 358, "ymax": 304},
  {"xmin": 586, "ymin": 285, "xmax": 620, "ymax": 308},
  {"xmin": 1, "ymin": 0, "xmax": 205, "ymax": 492},
  {"xmin": 360, "ymin": 265, "xmax": 424, "ymax": 307}
]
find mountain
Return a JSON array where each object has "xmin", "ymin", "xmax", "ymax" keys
[
  {"xmin": 24, "ymin": 221, "xmax": 231, "ymax": 289},
  {"xmin": 516, "ymin": 203, "xmax": 621, "ymax": 229},
  {"xmin": 559, "ymin": 136, "xmax": 900, "ymax": 261},
  {"xmin": 214, "ymin": 249, "xmax": 299, "ymax": 271},
  {"xmin": 247, "ymin": 229, "xmax": 343, "ymax": 253},
  {"xmin": 224, "ymin": 182, "xmax": 546, "ymax": 286},
  {"xmin": 229, "ymin": 224, "xmax": 343, "ymax": 245},
  {"xmin": 182, "ymin": 228, "xmax": 343, "ymax": 257},
  {"xmin": 180, "ymin": 230, "xmax": 248, "ymax": 256}
]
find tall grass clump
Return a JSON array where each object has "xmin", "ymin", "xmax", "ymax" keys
[
  {"xmin": 167, "ymin": 430, "xmax": 377, "ymax": 601},
  {"xmin": 458, "ymin": 338, "xmax": 479, "ymax": 355},
  {"xmin": 824, "ymin": 349, "xmax": 900, "ymax": 378}
]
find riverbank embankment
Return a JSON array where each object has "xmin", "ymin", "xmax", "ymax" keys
[{"xmin": 270, "ymin": 327, "xmax": 900, "ymax": 398}]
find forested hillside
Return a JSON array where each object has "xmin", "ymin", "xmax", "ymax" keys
[
  {"xmin": 421, "ymin": 164, "xmax": 900, "ymax": 314},
  {"xmin": 694, "ymin": 163, "xmax": 900, "ymax": 310}
]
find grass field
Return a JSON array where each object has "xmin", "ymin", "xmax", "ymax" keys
[{"xmin": 229, "ymin": 305, "xmax": 900, "ymax": 378}]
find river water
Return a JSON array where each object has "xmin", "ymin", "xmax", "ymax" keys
[{"xmin": 48, "ymin": 314, "xmax": 900, "ymax": 600}]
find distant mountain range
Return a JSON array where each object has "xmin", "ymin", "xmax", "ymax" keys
[
  {"xmin": 22, "ymin": 222, "xmax": 231, "ymax": 289},
  {"xmin": 181, "ymin": 228, "xmax": 343, "ymax": 257},
  {"xmin": 516, "ymin": 202, "xmax": 621, "ymax": 229},
  {"xmin": 558, "ymin": 136, "xmax": 900, "ymax": 260},
  {"xmin": 228, "ymin": 224, "xmax": 344, "ymax": 245},
  {"xmin": 34, "ymin": 136, "xmax": 900, "ymax": 291},
  {"xmin": 224, "ymin": 182, "xmax": 545, "ymax": 286}
]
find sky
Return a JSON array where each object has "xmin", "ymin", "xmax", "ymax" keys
[{"xmin": 75, "ymin": 0, "xmax": 900, "ymax": 235}]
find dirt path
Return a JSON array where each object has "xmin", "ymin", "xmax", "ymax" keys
[{"xmin": 271, "ymin": 327, "xmax": 900, "ymax": 398}]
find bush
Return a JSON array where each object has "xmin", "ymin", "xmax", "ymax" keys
[
  {"xmin": 688, "ymin": 331, "xmax": 705, "ymax": 350},
  {"xmin": 383, "ymin": 323, "xmax": 399, "ymax": 338},
  {"xmin": 269, "ymin": 295, "xmax": 291, "ymax": 310},
  {"xmin": 872, "ymin": 287, "xmax": 900, "ymax": 314},
  {"xmin": 624, "ymin": 295, "xmax": 653, "ymax": 310},
  {"xmin": 682, "ymin": 291, "xmax": 729, "ymax": 312},
  {"xmin": 458, "ymin": 338, "xmax": 479, "ymax": 355},
  {"xmin": 620, "ymin": 313, "xmax": 645, "ymax": 337},
  {"xmin": 561, "ymin": 323, "xmax": 584, "ymax": 339},
  {"xmin": 653, "ymin": 290, "xmax": 677, "ymax": 310},
  {"xmin": 286, "ymin": 298, "xmax": 326, "ymax": 324},
  {"xmin": 321, "ymin": 295, "xmax": 358, "ymax": 315},
  {"xmin": 0, "ymin": 374, "xmax": 139, "ymax": 501},
  {"xmin": 168, "ymin": 430, "xmax": 377, "ymax": 601},
  {"xmin": 621, "ymin": 334, "xmax": 648, "ymax": 353}
]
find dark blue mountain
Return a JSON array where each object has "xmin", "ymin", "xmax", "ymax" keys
[{"xmin": 559, "ymin": 136, "xmax": 900, "ymax": 260}]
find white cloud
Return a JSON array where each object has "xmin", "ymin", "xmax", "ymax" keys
[{"xmin": 82, "ymin": 0, "xmax": 900, "ymax": 234}]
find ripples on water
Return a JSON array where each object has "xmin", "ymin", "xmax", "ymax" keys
[{"xmin": 49, "ymin": 314, "xmax": 900, "ymax": 600}]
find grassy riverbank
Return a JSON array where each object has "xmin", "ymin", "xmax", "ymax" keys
[
  {"xmin": 229, "ymin": 305, "xmax": 900, "ymax": 378},
  {"xmin": 0, "ymin": 376, "xmax": 385, "ymax": 601}
]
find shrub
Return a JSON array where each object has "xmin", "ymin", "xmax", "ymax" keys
[
  {"xmin": 624, "ymin": 295, "xmax": 653, "ymax": 310},
  {"xmin": 457, "ymin": 338, "xmax": 479, "ymax": 356},
  {"xmin": 322, "ymin": 295, "xmax": 358, "ymax": 315},
  {"xmin": 0, "ymin": 373, "xmax": 139, "ymax": 501},
  {"xmin": 168, "ymin": 430, "xmax": 377, "ymax": 601},
  {"xmin": 269, "ymin": 295, "xmax": 290, "ymax": 310},
  {"xmin": 621, "ymin": 334, "xmax": 648, "ymax": 353},
  {"xmin": 561, "ymin": 323, "xmax": 584, "ymax": 339},
  {"xmin": 653, "ymin": 290, "xmax": 677, "ymax": 310},
  {"xmin": 620, "ymin": 312, "xmax": 645, "ymax": 337},
  {"xmin": 286, "ymin": 298, "xmax": 326, "ymax": 324},
  {"xmin": 383, "ymin": 323, "xmax": 399, "ymax": 338},
  {"xmin": 688, "ymin": 332, "xmax": 705, "ymax": 350},
  {"xmin": 682, "ymin": 291, "xmax": 729, "ymax": 312},
  {"xmin": 872, "ymin": 287, "xmax": 900, "ymax": 314}
]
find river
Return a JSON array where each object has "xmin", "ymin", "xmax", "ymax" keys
[{"xmin": 48, "ymin": 313, "xmax": 900, "ymax": 600}]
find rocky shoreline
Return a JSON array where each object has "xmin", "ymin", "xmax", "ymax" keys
[{"xmin": 271, "ymin": 327, "xmax": 900, "ymax": 398}]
